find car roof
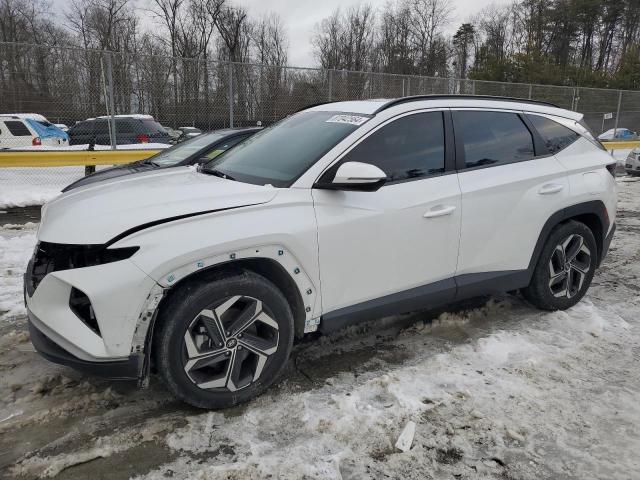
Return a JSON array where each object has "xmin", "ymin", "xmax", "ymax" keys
[{"xmin": 307, "ymin": 95, "xmax": 583, "ymax": 121}]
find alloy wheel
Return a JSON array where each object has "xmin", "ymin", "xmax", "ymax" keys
[
  {"xmin": 182, "ymin": 295, "xmax": 279, "ymax": 392},
  {"xmin": 548, "ymin": 233, "xmax": 592, "ymax": 299}
]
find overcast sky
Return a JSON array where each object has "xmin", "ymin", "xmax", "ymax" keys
[{"xmin": 53, "ymin": 0, "xmax": 509, "ymax": 67}]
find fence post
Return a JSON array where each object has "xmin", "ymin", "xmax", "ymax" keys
[
  {"xmin": 613, "ymin": 90, "xmax": 622, "ymax": 137},
  {"xmin": 528, "ymin": 84, "xmax": 533, "ymax": 100},
  {"xmin": 228, "ymin": 62, "xmax": 234, "ymax": 128},
  {"xmin": 328, "ymin": 70, "xmax": 333, "ymax": 101},
  {"xmin": 471, "ymin": 80, "xmax": 476, "ymax": 95},
  {"xmin": 105, "ymin": 52, "xmax": 116, "ymax": 151}
]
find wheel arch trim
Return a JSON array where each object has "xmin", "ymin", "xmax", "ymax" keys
[
  {"xmin": 527, "ymin": 200, "xmax": 609, "ymax": 283},
  {"xmin": 129, "ymin": 244, "xmax": 319, "ymax": 385}
]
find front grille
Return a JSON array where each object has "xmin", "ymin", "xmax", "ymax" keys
[{"xmin": 25, "ymin": 242, "xmax": 139, "ymax": 296}]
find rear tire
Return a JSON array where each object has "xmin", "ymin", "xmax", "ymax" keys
[
  {"xmin": 153, "ymin": 271, "xmax": 294, "ymax": 409},
  {"xmin": 522, "ymin": 221, "xmax": 597, "ymax": 311}
]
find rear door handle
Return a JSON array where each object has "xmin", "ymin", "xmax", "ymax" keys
[
  {"xmin": 538, "ymin": 183, "xmax": 564, "ymax": 195},
  {"xmin": 423, "ymin": 205, "xmax": 456, "ymax": 218}
]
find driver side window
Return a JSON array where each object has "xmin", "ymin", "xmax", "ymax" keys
[{"xmin": 340, "ymin": 111, "xmax": 445, "ymax": 182}]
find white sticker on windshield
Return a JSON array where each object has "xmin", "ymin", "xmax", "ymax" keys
[{"xmin": 325, "ymin": 114, "xmax": 368, "ymax": 126}]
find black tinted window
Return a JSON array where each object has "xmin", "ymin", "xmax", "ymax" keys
[
  {"xmin": 341, "ymin": 112, "xmax": 445, "ymax": 181},
  {"xmin": 527, "ymin": 114, "xmax": 579, "ymax": 154},
  {"xmin": 71, "ymin": 121, "xmax": 93, "ymax": 135},
  {"xmin": 5, "ymin": 120, "xmax": 31, "ymax": 136},
  {"xmin": 116, "ymin": 119, "xmax": 136, "ymax": 134},
  {"xmin": 454, "ymin": 111, "xmax": 534, "ymax": 168},
  {"xmin": 94, "ymin": 119, "xmax": 109, "ymax": 134}
]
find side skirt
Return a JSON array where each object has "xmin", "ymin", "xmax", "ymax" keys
[{"xmin": 318, "ymin": 270, "xmax": 529, "ymax": 334}]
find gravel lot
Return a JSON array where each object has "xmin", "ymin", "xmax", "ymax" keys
[{"xmin": 0, "ymin": 177, "xmax": 638, "ymax": 480}]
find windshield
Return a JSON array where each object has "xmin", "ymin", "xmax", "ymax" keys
[
  {"xmin": 148, "ymin": 132, "xmax": 223, "ymax": 166},
  {"xmin": 201, "ymin": 111, "xmax": 368, "ymax": 186}
]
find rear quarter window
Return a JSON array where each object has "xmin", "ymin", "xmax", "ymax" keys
[
  {"xmin": 4, "ymin": 120, "xmax": 32, "ymax": 136},
  {"xmin": 526, "ymin": 114, "xmax": 579, "ymax": 154}
]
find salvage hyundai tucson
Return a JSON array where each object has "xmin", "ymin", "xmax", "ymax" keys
[{"xmin": 25, "ymin": 96, "xmax": 617, "ymax": 409}]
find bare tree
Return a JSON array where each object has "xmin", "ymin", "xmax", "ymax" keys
[{"xmin": 409, "ymin": 0, "xmax": 453, "ymax": 76}]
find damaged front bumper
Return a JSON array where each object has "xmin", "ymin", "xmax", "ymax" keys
[{"xmin": 27, "ymin": 308, "xmax": 143, "ymax": 381}]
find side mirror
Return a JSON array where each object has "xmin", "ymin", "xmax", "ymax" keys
[{"xmin": 316, "ymin": 161, "xmax": 387, "ymax": 192}]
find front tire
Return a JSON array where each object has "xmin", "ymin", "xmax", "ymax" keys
[
  {"xmin": 522, "ymin": 220, "xmax": 597, "ymax": 311},
  {"xmin": 154, "ymin": 271, "xmax": 294, "ymax": 409}
]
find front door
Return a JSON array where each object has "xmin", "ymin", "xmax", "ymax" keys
[{"xmin": 312, "ymin": 111, "xmax": 462, "ymax": 327}]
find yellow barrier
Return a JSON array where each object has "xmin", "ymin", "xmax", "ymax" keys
[
  {"xmin": 0, "ymin": 140, "xmax": 637, "ymax": 168},
  {"xmin": 0, "ymin": 149, "xmax": 160, "ymax": 168},
  {"xmin": 601, "ymin": 141, "xmax": 640, "ymax": 150}
]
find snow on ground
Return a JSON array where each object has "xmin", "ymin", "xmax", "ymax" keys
[
  {"xmin": 0, "ymin": 223, "xmax": 36, "ymax": 321},
  {"xmin": 0, "ymin": 178, "xmax": 639, "ymax": 479}
]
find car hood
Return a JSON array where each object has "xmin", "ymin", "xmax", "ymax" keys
[{"xmin": 39, "ymin": 166, "xmax": 277, "ymax": 244}]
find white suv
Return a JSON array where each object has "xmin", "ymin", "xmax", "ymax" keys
[{"xmin": 25, "ymin": 96, "xmax": 617, "ymax": 408}]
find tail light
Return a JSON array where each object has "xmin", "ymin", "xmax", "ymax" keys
[
  {"xmin": 606, "ymin": 162, "xmax": 616, "ymax": 178},
  {"xmin": 137, "ymin": 134, "xmax": 149, "ymax": 143},
  {"xmin": 32, "ymin": 137, "xmax": 41, "ymax": 146}
]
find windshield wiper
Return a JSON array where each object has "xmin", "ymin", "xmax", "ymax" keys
[{"xmin": 201, "ymin": 167, "xmax": 235, "ymax": 181}]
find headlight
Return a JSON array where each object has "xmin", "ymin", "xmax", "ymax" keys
[{"xmin": 26, "ymin": 242, "xmax": 139, "ymax": 295}]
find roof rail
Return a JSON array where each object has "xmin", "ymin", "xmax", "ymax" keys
[{"xmin": 374, "ymin": 95, "xmax": 560, "ymax": 114}]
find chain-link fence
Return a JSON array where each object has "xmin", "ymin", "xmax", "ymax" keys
[{"xmin": 1, "ymin": 41, "xmax": 639, "ymax": 197}]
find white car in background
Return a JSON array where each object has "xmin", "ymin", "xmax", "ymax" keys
[
  {"xmin": 625, "ymin": 148, "xmax": 640, "ymax": 175},
  {"xmin": 0, "ymin": 115, "xmax": 69, "ymax": 148},
  {"xmin": 598, "ymin": 127, "xmax": 638, "ymax": 141},
  {"xmin": 54, "ymin": 123, "xmax": 69, "ymax": 132},
  {"xmin": 25, "ymin": 95, "xmax": 617, "ymax": 409},
  {"xmin": 178, "ymin": 126, "xmax": 203, "ymax": 140}
]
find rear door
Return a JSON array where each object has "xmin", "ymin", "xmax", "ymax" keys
[
  {"xmin": 453, "ymin": 109, "xmax": 569, "ymax": 280},
  {"xmin": 313, "ymin": 110, "xmax": 462, "ymax": 319}
]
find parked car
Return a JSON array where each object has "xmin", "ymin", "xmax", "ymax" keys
[
  {"xmin": 62, "ymin": 127, "xmax": 261, "ymax": 191},
  {"xmin": 161, "ymin": 125, "xmax": 182, "ymax": 142},
  {"xmin": 598, "ymin": 128, "xmax": 638, "ymax": 141},
  {"xmin": 54, "ymin": 123, "xmax": 69, "ymax": 132},
  {"xmin": 0, "ymin": 115, "xmax": 69, "ymax": 148},
  {"xmin": 178, "ymin": 126, "xmax": 202, "ymax": 141},
  {"xmin": 625, "ymin": 147, "xmax": 640, "ymax": 176},
  {"xmin": 68, "ymin": 115, "xmax": 172, "ymax": 146},
  {"xmin": 25, "ymin": 95, "xmax": 617, "ymax": 409}
]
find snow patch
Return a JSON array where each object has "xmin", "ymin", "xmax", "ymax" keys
[{"xmin": 0, "ymin": 231, "xmax": 37, "ymax": 321}]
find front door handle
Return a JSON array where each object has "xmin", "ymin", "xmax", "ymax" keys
[
  {"xmin": 423, "ymin": 205, "xmax": 456, "ymax": 218},
  {"xmin": 538, "ymin": 183, "xmax": 564, "ymax": 195}
]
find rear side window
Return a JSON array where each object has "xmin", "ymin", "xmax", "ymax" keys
[
  {"xmin": 5, "ymin": 120, "xmax": 31, "ymax": 136},
  {"xmin": 341, "ymin": 112, "xmax": 445, "ymax": 182},
  {"xmin": 141, "ymin": 120, "xmax": 166, "ymax": 133},
  {"xmin": 527, "ymin": 114, "xmax": 579, "ymax": 154},
  {"xmin": 453, "ymin": 111, "xmax": 534, "ymax": 168}
]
